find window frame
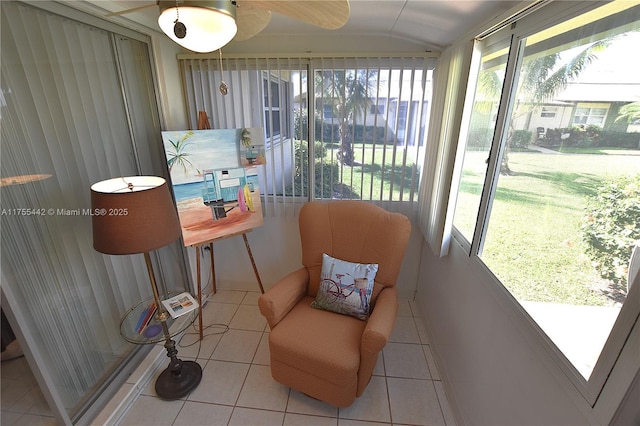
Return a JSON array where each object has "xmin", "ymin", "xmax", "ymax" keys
[
  {"xmin": 540, "ymin": 106, "xmax": 557, "ymax": 118},
  {"xmin": 262, "ymin": 71, "xmax": 291, "ymax": 149},
  {"xmin": 572, "ymin": 105, "xmax": 608, "ymax": 127},
  {"xmin": 449, "ymin": 0, "xmax": 640, "ymax": 408}
]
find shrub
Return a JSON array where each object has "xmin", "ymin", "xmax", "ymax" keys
[
  {"xmin": 596, "ymin": 130, "xmax": 640, "ymax": 149},
  {"xmin": 511, "ymin": 130, "xmax": 532, "ymax": 149},
  {"xmin": 285, "ymin": 140, "xmax": 359, "ymax": 199},
  {"xmin": 581, "ymin": 174, "xmax": 640, "ymax": 288},
  {"xmin": 467, "ymin": 127, "xmax": 493, "ymax": 149},
  {"xmin": 294, "ymin": 109, "xmax": 308, "ymax": 141},
  {"xmin": 541, "ymin": 126, "xmax": 639, "ymax": 149}
]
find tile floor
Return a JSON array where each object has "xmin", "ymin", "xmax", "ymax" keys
[
  {"xmin": 119, "ymin": 290, "xmax": 456, "ymax": 426},
  {"xmin": 1, "ymin": 341, "xmax": 57, "ymax": 426},
  {"xmin": 1, "ymin": 290, "xmax": 457, "ymax": 426}
]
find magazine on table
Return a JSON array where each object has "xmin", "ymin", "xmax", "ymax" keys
[{"xmin": 161, "ymin": 292, "xmax": 199, "ymax": 319}]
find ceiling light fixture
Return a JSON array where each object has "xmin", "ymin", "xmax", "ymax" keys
[{"xmin": 157, "ymin": 0, "xmax": 237, "ymax": 53}]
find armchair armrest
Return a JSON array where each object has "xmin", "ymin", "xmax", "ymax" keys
[
  {"xmin": 361, "ymin": 286, "xmax": 398, "ymax": 355},
  {"xmin": 258, "ymin": 267, "xmax": 309, "ymax": 329}
]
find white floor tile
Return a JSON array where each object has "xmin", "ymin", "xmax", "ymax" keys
[
  {"xmin": 209, "ymin": 290, "xmax": 248, "ymax": 304},
  {"xmin": 383, "ymin": 342, "xmax": 431, "ymax": 379},
  {"xmin": 202, "ymin": 302, "xmax": 239, "ymax": 326},
  {"xmin": 173, "ymin": 401, "xmax": 233, "ymax": 426},
  {"xmin": 409, "ymin": 300, "xmax": 422, "ymax": 318},
  {"xmin": 229, "ymin": 304, "xmax": 267, "ymax": 331},
  {"xmin": 1, "ymin": 410, "xmax": 23, "ymax": 425},
  {"xmin": 236, "ymin": 365, "xmax": 289, "ymax": 411},
  {"xmin": 415, "ymin": 316, "xmax": 430, "ymax": 344},
  {"xmin": 338, "ymin": 376, "xmax": 390, "ymax": 423},
  {"xmin": 252, "ymin": 332, "xmax": 271, "ymax": 365},
  {"xmin": 1, "ymin": 378, "xmax": 35, "ymax": 411},
  {"xmin": 372, "ymin": 353, "xmax": 385, "ymax": 376},
  {"xmin": 119, "ymin": 395, "xmax": 184, "ymax": 426},
  {"xmin": 287, "ymin": 390, "xmax": 339, "ymax": 418},
  {"xmin": 24, "ymin": 387, "xmax": 52, "ymax": 416},
  {"xmin": 1, "ymin": 358, "xmax": 35, "ymax": 383},
  {"xmin": 389, "ymin": 316, "xmax": 421, "ymax": 344},
  {"xmin": 176, "ymin": 329, "xmax": 223, "ymax": 360},
  {"xmin": 228, "ymin": 407, "xmax": 285, "ymax": 426},
  {"xmin": 423, "ymin": 345, "xmax": 441, "ymax": 381},
  {"xmin": 338, "ymin": 419, "xmax": 390, "ymax": 426},
  {"xmin": 434, "ymin": 381, "xmax": 457, "ymax": 426},
  {"xmin": 284, "ymin": 412, "xmax": 338, "ymax": 425},
  {"xmin": 387, "ymin": 378, "xmax": 445, "ymax": 426},
  {"xmin": 211, "ymin": 329, "xmax": 262, "ymax": 363},
  {"xmin": 6, "ymin": 413, "xmax": 58, "ymax": 426},
  {"xmin": 397, "ymin": 300, "xmax": 413, "ymax": 317},
  {"xmin": 242, "ymin": 291, "xmax": 262, "ymax": 306},
  {"xmin": 187, "ymin": 360, "xmax": 249, "ymax": 405}
]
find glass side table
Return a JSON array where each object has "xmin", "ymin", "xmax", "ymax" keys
[
  {"xmin": 119, "ymin": 292, "xmax": 201, "ymax": 399},
  {"xmin": 119, "ymin": 292, "xmax": 197, "ymax": 344}
]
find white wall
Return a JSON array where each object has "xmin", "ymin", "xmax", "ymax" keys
[
  {"xmin": 150, "ymin": 34, "xmax": 189, "ymax": 130},
  {"xmin": 415, "ymin": 236, "xmax": 640, "ymax": 425}
]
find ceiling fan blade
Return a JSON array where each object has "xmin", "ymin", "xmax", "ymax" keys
[
  {"xmin": 105, "ymin": 3, "xmax": 157, "ymax": 17},
  {"xmin": 235, "ymin": 6, "xmax": 272, "ymax": 41},
  {"xmin": 242, "ymin": 0, "xmax": 349, "ymax": 30}
]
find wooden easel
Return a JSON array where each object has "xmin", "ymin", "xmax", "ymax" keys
[
  {"xmin": 197, "ymin": 111, "xmax": 211, "ymax": 130},
  {"xmin": 193, "ymin": 230, "xmax": 264, "ymax": 340},
  {"xmin": 186, "ymin": 113, "xmax": 264, "ymax": 340}
]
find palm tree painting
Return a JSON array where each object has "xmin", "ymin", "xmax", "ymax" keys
[
  {"xmin": 166, "ymin": 130, "xmax": 199, "ymax": 175},
  {"xmin": 161, "ymin": 129, "xmax": 265, "ymax": 247}
]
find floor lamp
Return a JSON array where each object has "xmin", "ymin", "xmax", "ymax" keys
[{"xmin": 90, "ymin": 176, "xmax": 202, "ymax": 399}]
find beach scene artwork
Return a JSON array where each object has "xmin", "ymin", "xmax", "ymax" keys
[{"xmin": 162, "ymin": 129, "xmax": 264, "ymax": 247}]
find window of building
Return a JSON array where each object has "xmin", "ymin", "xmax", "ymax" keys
[
  {"xmin": 323, "ymin": 104, "xmax": 336, "ymax": 119},
  {"xmin": 180, "ymin": 56, "xmax": 434, "ymax": 210},
  {"xmin": 370, "ymin": 104, "xmax": 384, "ymax": 115},
  {"xmin": 450, "ymin": 0, "xmax": 640, "ymax": 403},
  {"xmin": 541, "ymin": 106, "xmax": 557, "ymax": 118},
  {"xmin": 263, "ymin": 72, "xmax": 291, "ymax": 147},
  {"xmin": 573, "ymin": 106, "xmax": 608, "ymax": 126}
]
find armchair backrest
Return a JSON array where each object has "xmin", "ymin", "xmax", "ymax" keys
[{"xmin": 299, "ymin": 201, "xmax": 411, "ymax": 304}]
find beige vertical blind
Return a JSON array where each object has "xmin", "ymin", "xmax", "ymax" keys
[{"xmin": 1, "ymin": 2, "xmax": 186, "ymax": 422}]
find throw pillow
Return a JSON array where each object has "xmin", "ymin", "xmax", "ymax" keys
[{"xmin": 311, "ymin": 253, "xmax": 379, "ymax": 320}]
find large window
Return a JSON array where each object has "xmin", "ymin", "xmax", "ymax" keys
[
  {"xmin": 452, "ymin": 0, "xmax": 640, "ymax": 400},
  {"xmin": 180, "ymin": 56, "xmax": 434, "ymax": 208}
]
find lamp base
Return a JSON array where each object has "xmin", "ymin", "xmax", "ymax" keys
[{"xmin": 155, "ymin": 360, "xmax": 202, "ymax": 400}]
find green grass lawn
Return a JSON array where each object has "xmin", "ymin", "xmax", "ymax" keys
[
  {"xmin": 319, "ymin": 142, "xmax": 638, "ymax": 307},
  {"xmin": 321, "ymin": 143, "xmax": 418, "ymax": 201},
  {"xmin": 457, "ymin": 150, "xmax": 639, "ymax": 306}
]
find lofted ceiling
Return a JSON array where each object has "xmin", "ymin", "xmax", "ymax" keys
[{"xmin": 90, "ymin": 0, "xmax": 523, "ymax": 52}]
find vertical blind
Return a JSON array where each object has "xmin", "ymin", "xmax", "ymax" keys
[
  {"xmin": 180, "ymin": 55, "xmax": 435, "ymax": 215},
  {"xmin": 417, "ymin": 41, "xmax": 475, "ymax": 256},
  {"xmin": 1, "ymin": 1, "xmax": 186, "ymax": 422}
]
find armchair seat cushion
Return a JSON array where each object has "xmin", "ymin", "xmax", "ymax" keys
[{"xmin": 269, "ymin": 296, "xmax": 366, "ymax": 388}]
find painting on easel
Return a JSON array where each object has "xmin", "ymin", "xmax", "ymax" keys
[{"xmin": 162, "ymin": 128, "xmax": 265, "ymax": 247}]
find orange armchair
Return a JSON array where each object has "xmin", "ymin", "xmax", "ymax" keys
[{"xmin": 258, "ymin": 201, "xmax": 411, "ymax": 407}]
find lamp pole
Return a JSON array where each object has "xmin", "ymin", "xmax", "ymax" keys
[{"xmin": 143, "ymin": 251, "xmax": 202, "ymax": 399}]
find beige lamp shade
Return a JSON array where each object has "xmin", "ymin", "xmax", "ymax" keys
[{"xmin": 91, "ymin": 176, "xmax": 181, "ymax": 255}]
